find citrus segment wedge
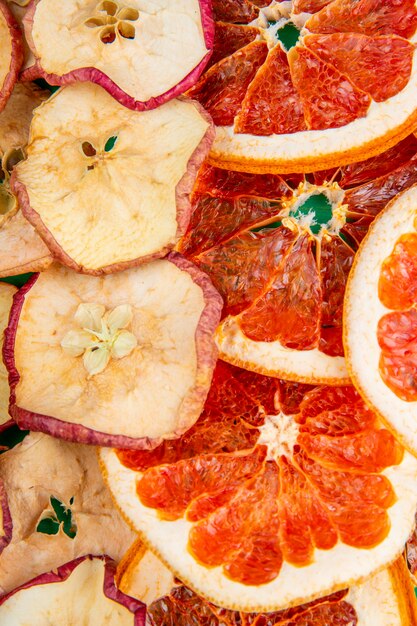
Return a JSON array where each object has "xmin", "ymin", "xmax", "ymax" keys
[
  {"xmin": 11, "ymin": 83, "xmax": 213, "ymax": 274},
  {"xmin": 100, "ymin": 362, "xmax": 417, "ymax": 611},
  {"xmin": 118, "ymin": 544, "xmax": 417, "ymax": 626},
  {"xmin": 0, "ymin": 0, "xmax": 23, "ymax": 113},
  {"xmin": 344, "ymin": 184, "xmax": 417, "ymax": 456},
  {"xmin": 22, "ymin": 0, "xmax": 213, "ymax": 111},
  {"xmin": 3, "ymin": 258, "xmax": 222, "ymax": 447},
  {"xmin": 193, "ymin": 0, "xmax": 417, "ymax": 173},
  {"xmin": 180, "ymin": 146, "xmax": 417, "ymax": 383},
  {"xmin": 0, "ymin": 556, "xmax": 145, "ymax": 625},
  {"xmin": 0, "ymin": 432, "xmax": 136, "ymax": 593},
  {"xmin": 0, "ymin": 283, "xmax": 16, "ymax": 431}
]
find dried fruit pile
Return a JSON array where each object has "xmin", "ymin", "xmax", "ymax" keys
[{"xmin": 1, "ymin": 1, "xmax": 417, "ymax": 624}]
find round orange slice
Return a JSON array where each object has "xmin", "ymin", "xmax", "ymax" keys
[
  {"xmin": 179, "ymin": 137, "xmax": 417, "ymax": 384},
  {"xmin": 187, "ymin": 0, "xmax": 417, "ymax": 173},
  {"xmin": 117, "ymin": 542, "xmax": 417, "ymax": 626},
  {"xmin": 100, "ymin": 361, "xmax": 417, "ymax": 612},
  {"xmin": 345, "ymin": 183, "xmax": 417, "ymax": 456}
]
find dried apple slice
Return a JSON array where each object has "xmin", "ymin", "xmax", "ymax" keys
[
  {"xmin": 6, "ymin": 1, "xmax": 36, "ymax": 72},
  {"xmin": 3, "ymin": 258, "xmax": 222, "ymax": 447},
  {"xmin": 118, "ymin": 543, "xmax": 417, "ymax": 626},
  {"xmin": 0, "ymin": 82, "xmax": 52, "ymax": 277},
  {"xmin": 0, "ymin": 283, "xmax": 16, "ymax": 431},
  {"xmin": 0, "ymin": 431, "xmax": 136, "ymax": 593},
  {"xmin": 22, "ymin": 0, "xmax": 213, "ymax": 111},
  {"xmin": 0, "ymin": 0, "xmax": 23, "ymax": 113},
  {"xmin": 11, "ymin": 83, "xmax": 214, "ymax": 274},
  {"xmin": 0, "ymin": 556, "xmax": 145, "ymax": 624}
]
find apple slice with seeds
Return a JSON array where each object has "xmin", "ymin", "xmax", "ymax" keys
[
  {"xmin": 11, "ymin": 82, "xmax": 214, "ymax": 274},
  {"xmin": 0, "ymin": 283, "xmax": 16, "ymax": 432},
  {"xmin": 22, "ymin": 0, "xmax": 213, "ymax": 111},
  {"xmin": 0, "ymin": 82, "xmax": 52, "ymax": 277},
  {"xmin": 0, "ymin": 0, "xmax": 23, "ymax": 113},
  {"xmin": 0, "ymin": 556, "xmax": 145, "ymax": 625},
  {"xmin": 3, "ymin": 257, "xmax": 222, "ymax": 447},
  {"xmin": 0, "ymin": 431, "xmax": 136, "ymax": 594}
]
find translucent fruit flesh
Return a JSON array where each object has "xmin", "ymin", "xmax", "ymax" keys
[
  {"xmin": 377, "ymin": 233, "xmax": 417, "ymax": 401},
  {"xmin": 117, "ymin": 362, "xmax": 402, "ymax": 586}
]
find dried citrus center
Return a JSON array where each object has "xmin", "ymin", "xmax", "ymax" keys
[{"xmin": 61, "ymin": 303, "xmax": 137, "ymax": 376}]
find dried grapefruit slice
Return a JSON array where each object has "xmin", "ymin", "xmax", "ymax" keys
[
  {"xmin": 180, "ymin": 140, "xmax": 417, "ymax": 383},
  {"xmin": 0, "ymin": 0, "xmax": 23, "ymax": 113},
  {"xmin": 187, "ymin": 0, "xmax": 417, "ymax": 173},
  {"xmin": 344, "ymin": 183, "xmax": 417, "ymax": 456},
  {"xmin": 118, "ymin": 543, "xmax": 417, "ymax": 626},
  {"xmin": 100, "ymin": 362, "xmax": 417, "ymax": 611},
  {"xmin": 11, "ymin": 83, "xmax": 213, "ymax": 274},
  {"xmin": 3, "ymin": 258, "xmax": 222, "ymax": 447},
  {"xmin": 0, "ymin": 431, "xmax": 136, "ymax": 594},
  {"xmin": 22, "ymin": 0, "xmax": 213, "ymax": 111},
  {"xmin": 0, "ymin": 82, "xmax": 52, "ymax": 277},
  {"xmin": 0, "ymin": 556, "xmax": 145, "ymax": 624},
  {"xmin": 0, "ymin": 283, "xmax": 16, "ymax": 432}
]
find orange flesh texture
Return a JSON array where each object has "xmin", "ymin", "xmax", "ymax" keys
[
  {"xmin": 117, "ymin": 363, "xmax": 403, "ymax": 585},
  {"xmin": 293, "ymin": 0, "xmax": 334, "ymax": 12},
  {"xmin": 188, "ymin": 0, "xmax": 416, "ymax": 136},
  {"xmin": 211, "ymin": 0, "xmax": 259, "ymax": 23},
  {"xmin": 304, "ymin": 34, "xmax": 414, "ymax": 102},
  {"xmin": 237, "ymin": 234, "xmax": 323, "ymax": 349},
  {"xmin": 235, "ymin": 46, "xmax": 307, "ymax": 135},
  {"xmin": 377, "ymin": 234, "xmax": 417, "ymax": 401},
  {"xmin": 181, "ymin": 142, "xmax": 417, "ymax": 357},
  {"xmin": 305, "ymin": 0, "xmax": 417, "ymax": 39},
  {"xmin": 186, "ymin": 42, "xmax": 268, "ymax": 126},
  {"xmin": 147, "ymin": 585, "xmax": 357, "ymax": 626},
  {"xmin": 288, "ymin": 47, "xmax": 371, "ymax": 131},
  {"xmin": 210, "ymin": 23, "xmax": 259, "ymax": 68}
]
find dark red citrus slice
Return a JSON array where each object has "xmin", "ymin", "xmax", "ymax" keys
[
  {"xmin": 187, "ymin": 41, "xmax": 268, "ymax": 126},
  {"xmin": 210, "ymin": 23, "xmax": 259, "ymax": 68},
  {"xmin": 304, "ymin": 33, "xmax": 414, "ymax": 102},
  {"xmin": 305, "ymin": 0, "xmax": 417, "ymax": 39},
  {"xmin": 288, "ymin": 47, "xmax": 371, "ymax": 130},
  {"xmin": 235, "ymin": 46, "xmax": 307, "ymax": 135}
]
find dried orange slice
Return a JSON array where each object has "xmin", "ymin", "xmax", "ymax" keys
[
  {"xmin": 118, "ymin": 542, "xmax": 417, "ymax": 626},
  {"xmin": 188, "ymin": 0, "xmax": 417, "ymax": 173},
  {"xmin": 0, "ymin": 556, "xmax": 145, "ymax": 624},
  {"xmin": 0, "ymin": 282, "xmax": 16, "ymax": 431},
  {"xmin": 100, "ymin": 362, "xmax": 417, "ymax": 611},
  {"xmin": 0, "ymin": 432, "xmax": 136, "ymax": 594},
  {"xmin": 0, "ymin": 82, "xmax": 52, "ymax": 278},
  {"xmin": 21, "ymin": 0, "xmax": 213, "ymax": 111},
  {"xmin": 344, "ymin": 183, "xmax": 417, "ymax": 456},
  {"xmin": 180, "ymin": 137, "xmax": 417, "ymax": 383},
  {"xmin": 0, "ymin": 0, "xmax": 23, "ymax": 113},
  {"xmin": 11, "ymin": 83, "xmax": 213, "ymax": 274},
  {"xmin": 3, "ymin": 258, "xmax": 222, "ymax": 448}
]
